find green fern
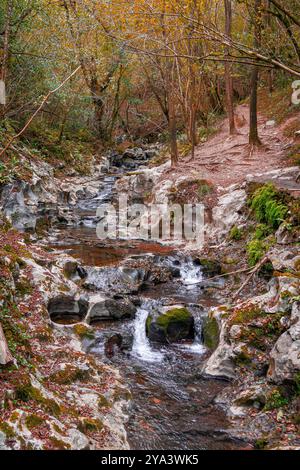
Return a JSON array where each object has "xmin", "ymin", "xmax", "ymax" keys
[{"xmin": 250, "ymin": 184, "xmax": 288, "ymax": 229}]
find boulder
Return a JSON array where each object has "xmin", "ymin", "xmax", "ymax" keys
[
  {"xmin": 202, "ymin": 316, "xmax": 220, "ymax": 350},
  {"xmin": 66, "ymin": 428, "xmax": 90, "ymax": 450},
  {"xmin": 234, "ymin": 385, "xmax": 268, "ymax": 408},
  {"xmin": 202, "ymin": 310, "xmax": 236, "ymax": 381},
  {"xmin": 210, "ymin": 188, "xmax": 247, "ymax": 242},
  {"xmin": 147, "ymin": 307, "xmax": 194, "ymax": 344},
  {"xmin": 268, "ymin": 301, "xmax": 300, "ymax": 384},
  {"xmin": 87, "ymin": 296, "xmax": 136, "ymax": 324},
  {"xmin": 48, "ymin": 296, "xmax": 89, "ymax": 323}
]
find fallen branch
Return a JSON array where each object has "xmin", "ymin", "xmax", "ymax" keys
[
  {"xmin": 208, "ymin": 266, "xmax": 252, "ymax": 281},
  {"xmin": 0, "ymin": 66, "xmax": 81, "ymax": 158},
  {"xmin": 232, "ymin": 254, "xmax": 270, "ymax": 301}
]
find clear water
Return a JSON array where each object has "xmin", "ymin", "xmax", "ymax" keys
[{"xmin": 131, "ymin": 307, "xmax": 164, "ymax": 363}]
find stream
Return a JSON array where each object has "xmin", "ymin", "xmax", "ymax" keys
[{"xmin": 47, "ymin": 165, "xmax": 245, "ymax": 451}]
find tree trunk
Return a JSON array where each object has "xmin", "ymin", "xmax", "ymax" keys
[
  {"xmin": 249, "ymin": 0, "xmax": 262, "ymax": 146},
  {"xmin": 168, "ymin": 87, "xmax": 178, "ymax": 167},
  {"xmin": 0, "ymin": 324, "xmax": 13, "ymax": 366},
  {"xmin": 0, "ymin": 0, "xmax": 13, "ymax": 113},
  {"xmin": 224, "ymin": 0, "xmax": 236, "ymax": 135}
]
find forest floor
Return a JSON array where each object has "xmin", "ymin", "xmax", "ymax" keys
[{"xmin": 163, "ymin": 103, "xmax": 300, "ymax": 192}]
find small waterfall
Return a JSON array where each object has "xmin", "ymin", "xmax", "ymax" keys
[
  {"xmin": 131, "ymin": 308, "xmax": 164, "ymax": 363},
  {"xmin": 180, "ymin": 259, "xmax": 203, "ymax": 286},
  {"xmin": 179, "ymin": 313, "xmax": 206, "ymax": 354}
]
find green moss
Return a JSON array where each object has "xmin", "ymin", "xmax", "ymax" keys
[
  {"xmin": 250, "ymin": 183, "xmax": 288, "ymax": 229},
  {"xmin": 15, "ymin": 382, "xmax": 42, "ymax": 402},
  {"xmin": 229, "ymin": 225, "xmax": 243, "ymax": 241},
  {"xmin": 255, "ymin": 438, "xmax": 268, "ymax": 450},
  {"xmin": 112, "ymin": 387, "xmax": 132, "ymax": 403},
  {"xmin": 146, "ymin": 315, "xmax": 152, "ymax": 335},
  {"xmin": 78, "ymin": 418, "xmax": 103, "ymax": 434},
  {"xmin": 198, "ymin": 258, "xmax": 221, "ymax": 276},
  {"xmin": 247, "ymin": 239, "xmax": 267, "ymax": 267},
  {"xmin": 15, "ymin": 279, "xmax": 33, "ymax": 297},
  {"xmin": 49, "ymin": 437, "xmax": 71, "ymax": 450},
  {"xmin": 98, "ymin": 395, "xmax": 111, "ymax": 409},
  {"xmin": 0, "ymin": 422, "xmax": 16, "ymax": 439},
  {"xmin": 156, "ymin": 308, "xmax": 191, "ymax": 330},
  {"xmin": 49, "ymin": 366, "xmax": 89, "ymax": 385},
  {"xmin": 230, "ymin": 305, "xmax": 262, "ymax": 325},
  {"xmin": 294, "ymin": 372, "xmax": 300, "ymax": 396},
  {"xmin": 264, "ymin": 390, "xmax": 289, "ymax": 411},
  {"xmin": 73, "ymin": 324, "xmax": 95, "ymax": 340},
  {"xmin": 202, "ymin": 317, "xmax": 219, "ymax": 350},
  {"xmin": 25, "ymin": 414, "xmax": 44, "ymax": 430},
  {"xmin": 15, "ymin": 379, "xmax": 61, "ymax": 416},
  {"xmin": 197, "ymin": 180, "xmax": 213, "ymax": 199},
  {"xmin": 43, "ymin": 398, "xmax": 61, "ymax": 417},
  {"xmin": 234, "ymin": 349, "xmax": 252, "ymax": 366},
  {"xmin": 241, "ymin": 314, "xmax": 284, "ymax": 351}
]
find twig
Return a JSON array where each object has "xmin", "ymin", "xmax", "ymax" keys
[
  {"xmin": 0, "ymin": 66, "xmax": 81, "ymax": 158},
  {"xmin": 232, "ymin": 254, "xmax": 270, "ymax": 301}
]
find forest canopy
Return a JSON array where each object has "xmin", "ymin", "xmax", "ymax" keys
[{"xmin": 0, "ymin": 0, "xmax": 300, "ymax": 166}]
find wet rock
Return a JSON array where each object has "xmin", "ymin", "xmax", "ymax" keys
[
  {"xmin": 268, "ymin": 301, "xmax": 300, "ymax": 384},
  {"xmin": 48, "ymin": 296, "xmax": 89, "ymax": 323},
  {"xmin": 63, "ymin": 260, "xmax": 87, "ymax": 281},
  {"xmin": 86, "ymin": 296, "xmax": 136, "ymax": 324},
  {"xmin": 202, "ymin": 309, "xmax": 236, "ymax": 381},
  {"xmin": 147, "ymin": 307, "xmax": 194, "ymax": 344},
  {"xmin": 104, "ymin": 334, "xmax": 123, "ymax": 358},
  {"xmin": 196, "ymin": 258, "xmax": 222, "ymax": 277},
  {"xmin": 202, "ymin": 316, "xmax": 220, "ymax": 350}
]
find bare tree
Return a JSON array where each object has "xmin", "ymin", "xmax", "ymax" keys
[
  {"xmin": 249, "ymin": 0, "xmax": 262, "ymax": 147},
  {"xmin": 0, "ymin": 0, "xmax": 13, "ymax": 114},
  {"xmin": 224, "ymin": 0, "xmax": 236, "ymax": 135}
]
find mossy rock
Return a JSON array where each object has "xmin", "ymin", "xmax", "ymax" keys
[
  {"xmin": 202, "ymin": 317, "xmax": 219, "ymax": 350},
  {"xmin": 25, "ymin": 414, "xmax": 44, "ymax": 430},
  {"xmin": 49, "ymin": 366, "xmax": 89, "ymax": 385},
  {"xmin": 78, "ymin": 417, "xmax": 103, "ymax": 434},
  {"xmin": 147, "ymin": 308, "xmax": 194, "ymax": 344},
  {"xmin": 197, "ymin": 258, "xmax": 222, "ymax": 277}
]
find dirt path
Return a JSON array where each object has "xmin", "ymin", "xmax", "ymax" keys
[{"xmin": 163, "ymin": 104, "xmax": 299, "ymax": 190}]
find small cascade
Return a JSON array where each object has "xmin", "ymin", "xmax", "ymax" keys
[
  {"xmin": 180, "ymin": 259, "xmax": 203, "ymax": 286},
  {"xmin": 179, "ymin": 312, "xmax": 206, "ymax": 354},
  {"xmin": 131, "ymin": 308, "xmax": 164, "ymax": 363}
]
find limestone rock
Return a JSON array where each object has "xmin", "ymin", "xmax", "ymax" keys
[
  {"xmin": 268, "ymin": 302, "xmax": 300, "ymax": 383},
  {"xmin": 202, "ymin": 309, "xmax": 236, "ymax": 380},
  {"xmin": 0, "ymin": 324, "xmax": 13, "ymax": 365},
  {"xmin": 86, "ymin": 295, "xmax": 136, "ymax": 324},
  {"xmin": 147, "ymin": 307, "xmax": 194, "ymax": 344},
  {"xmin": 210, "ymin": 188, "xmax": 247, "ymax": 242}
]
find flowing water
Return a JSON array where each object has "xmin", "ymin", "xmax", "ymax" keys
[{"xmin": 47, "ymin": 169, "xmax": 246, "ymax": 451}]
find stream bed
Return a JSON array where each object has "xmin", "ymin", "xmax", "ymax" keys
[{"xmin": 45, "ymin": 169, "xmax": 247, "ymax": 451}]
